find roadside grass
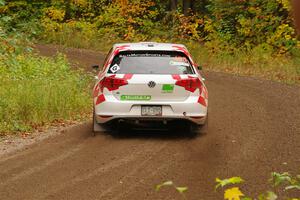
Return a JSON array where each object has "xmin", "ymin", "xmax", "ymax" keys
[
  {"xmin": 39, "ymin": 21, "xmax": 116, "ymax": 52},
  {"xmin": 39, "ymin": 27, "xmax": 300, "ymax": 85},
  {"xmin": 0, "ymin": 54, "xmax": 92, "ymax": 135}
]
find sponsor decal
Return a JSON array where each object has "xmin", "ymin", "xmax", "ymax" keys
[
  {"xmin": 110, "ymin": 64, "xmax": 120, "ymax": 73},
  {"xmin": 120, "ymin": 53, "xmax": 171, "ymax": 57},
  {"xmin": 121, "ymin": 95, "xmax": 151, "ymax": 101},
  {"xmin": 169, "ymin": 61, "xmax": 189, "ymax": 66},
  {"xmin": 162, "ymin": 84, "xmax": 174, "ymax": 93}
]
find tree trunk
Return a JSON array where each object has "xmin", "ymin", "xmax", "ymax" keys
[
  {"xmin": 292, "ymin": 0, "xmax": 300, "ymax": 34},
  {"xmin": 170, "ymin": 0, "xmax": 178, "ymax": 11},
  {"xmin": 183, "ymin": 0, "xmax": 192, "ymax": 16}
]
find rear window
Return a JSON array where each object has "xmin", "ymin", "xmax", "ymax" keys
[{"xmin": 108, "ymin": 51, "xmax": 194, "ymax": 74}]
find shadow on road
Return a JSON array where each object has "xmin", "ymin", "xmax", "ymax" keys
[{"xmin": 98, "ymin": 125, "xmax": 207, "ymax": 141}]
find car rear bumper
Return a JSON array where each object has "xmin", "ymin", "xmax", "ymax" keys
[{"xmin": 94, "ymin": 96, "xmax": 208, "ymax": 125}]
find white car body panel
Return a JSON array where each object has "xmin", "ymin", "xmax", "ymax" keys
[{"xmin": 93, "ymin": 42, "xmax": 208, "ymax": 126}]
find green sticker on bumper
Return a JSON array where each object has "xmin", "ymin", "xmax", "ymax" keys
[
  {"xmin": 162, "ymin": 84, "xmax": 174, "ymax": 93},
  {"xmin": 121, "ymin": 95, "xmax": 151, "ymax": 101}
]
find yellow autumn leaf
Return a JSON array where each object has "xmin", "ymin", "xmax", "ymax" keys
[{"xmin": 224, "ymin": 187, "xmax": 244, "ymax": 200}]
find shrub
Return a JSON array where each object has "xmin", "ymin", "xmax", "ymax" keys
[
  {"xmin": 204, "ymin": 0, "xmax": 297, "ymax": 54},
  {"xmin": 1, "ymin": 0, "xmax": 299, "ymax": 86},
  {"xmin": 0, "ymin": 53, "xmax": 92, "ymax": 135},
  {"xmin": 156, "ymin": 171, "xmax": 300, "ymax": 200},
  {"xmin": 0, "ymin": 17, "xmax": 91, "ymax": 135}
]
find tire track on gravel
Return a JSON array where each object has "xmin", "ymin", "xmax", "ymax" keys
[
  {"xmin": 0, "ymin": 44, "xmax": 299, "ymax": 200},
  {"xmin": 0, "ymin": 123, "xmax": 90, "ymax": 170},
  {"xmin": 97, "ymin": 142, "xmax": 168, "ymax": 200},
  {"xmin": 108, "ymin": 151, "xmax": 182, "ymax": 200},
  {"xmin": 0, "ymin": 141, "xmax": 85, "ymax": 186},
  {"xmin": 40, "ymin": 141, "xmax": 167, "ymax": 200},
  {"xmin": 0, "ymin": 123, "xmax": 92, "ymax": 182}
]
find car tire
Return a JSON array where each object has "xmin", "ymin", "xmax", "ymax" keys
[
  {"xmin": 168, "ymin": 121, "xmax": 195, "ymax": 137},
  {"xmin": 116, "ymin": 121, "xmax": 132, "ymax": 134}
]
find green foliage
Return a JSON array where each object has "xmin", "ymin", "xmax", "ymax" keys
[
  {"xmin": 175, "ymin": 186, "xmax": 188, "ymax": 194},
  {"xmin": 0, "ymin": 1, "xmax": 45, "ymax": 38},
  {"xmin": 40, "ymin": 19, "xmax": 103, "ymax": 49},
  {"xmin": 156, "ymin": 171, "xmax": 300, "ymax": 200},
  {"xmin": 203, "ymin": 0, "xmax": 297, "ymax": 54},
  {"xmin": 271, "ymin": 172, "xmax": 300, "ymax": 191},
  {"xmin": 215, "ymin": 177, "xmax": 244, "ymax": 189},
  {"xmin": 216, "ymin": 172, "xmax": 300, "ymax": 200},
  {"xmin": 155, "ymin": 181, "xmax": 174, "ymax": 191},
  {"xmin": 1, "ymin": 0, "xmax": 299, "ymax": 54},
  {"xmin": 156, "ymin": 180, "xmax": 188, "ymax": 200},
  {"xmin": 4, "ymin": 0, "xmax": 296, "ymax": 84},
  {"xmin": 0, "ymin": 53, "xmax": 92, "ymax": 134},
  {"xmin": 257, "ymin": 191, "xmax": 278, "ymax": 200},
  {"xmin": 94, "ymin": 0, "xmax": 160, "ymax": 41},
  {"xmin": 0, "ymin": 16, "xmax": 91, "ymax": 135},
  {"xmin": 271, "ymin": 172, "xmax": 292, "ymax": 187}
]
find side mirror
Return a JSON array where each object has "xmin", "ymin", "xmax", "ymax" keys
[
  {"xmin": 197, "ymin": 65, "xmax": 203, "ymax": 70},
  {"xmin": 92, "ymin": 65, "xmax": 99, "ymax": 70}
]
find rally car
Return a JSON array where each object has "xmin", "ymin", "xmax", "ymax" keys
[{"xmin": 92, "ymin": 42, "xmax": 208, "ymax": 134}]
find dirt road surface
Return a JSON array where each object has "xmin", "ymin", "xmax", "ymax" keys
[{"xmin": 0, "ymin": 44, "xmax": 299, "ymax": 200}]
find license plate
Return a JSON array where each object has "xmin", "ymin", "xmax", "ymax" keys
[{"xmin": 141, "ymin": 106, "xmax": 162, "ymax": 116}]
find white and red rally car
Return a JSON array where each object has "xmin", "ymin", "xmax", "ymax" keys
[{"xmin": 92, "ymin": 42, "xmax": 208, "ymax": 134}]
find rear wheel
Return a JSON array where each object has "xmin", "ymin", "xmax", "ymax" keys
[{"xmin": 168, "ymin": 121, "xmax": 195, "ymax": 137}]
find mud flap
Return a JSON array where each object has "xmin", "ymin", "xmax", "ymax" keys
[
  {"xmin": 93, "ymin": 112, "xmax": 107, "ymax": 136},
  {"xmin": 198, "ymin": 114, "xmax": 208, "ymax": 134}
]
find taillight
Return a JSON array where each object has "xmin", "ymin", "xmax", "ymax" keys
[
  {"xmin": 99, "ymin": 75, "xmax": 128, "ymax": 91},
  {"xmin": 175, "ymin": 77, "xmax": 202, "ymax": 92}
]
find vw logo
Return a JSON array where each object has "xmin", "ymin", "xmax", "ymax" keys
[{"xmin": 148, "ymin": 81, "xmax": 156, "ymax": 88}]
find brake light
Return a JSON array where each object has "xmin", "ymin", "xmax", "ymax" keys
[
  {"xmin": 100, "ymin": 75, "xmax": 128, "ymax": 91},
  {"xmin": 175, "ymin": 77, "xmax": 202, "ymax": 92}
]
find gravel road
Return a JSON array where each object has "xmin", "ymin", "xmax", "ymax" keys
[{"xmin": 0, "ymin": 44, "xmax": 299, "ymax": 200}]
